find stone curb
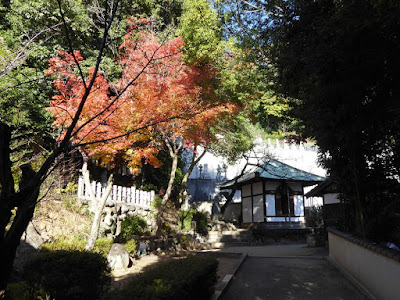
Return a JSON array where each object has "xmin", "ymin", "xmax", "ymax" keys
[{"xmin": 211, "ymin": 252, "xmax": 248, "ymax": 300}]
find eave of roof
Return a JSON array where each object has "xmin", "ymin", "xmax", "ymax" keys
[
  {"xmin": 305, "ymin": 178, "xmax": 336, "ymax": 197},
  {"xmin": 219, "ymin": 159, "xmax": 325, "ymax": 190}
]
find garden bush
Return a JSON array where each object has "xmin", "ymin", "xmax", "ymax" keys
[
  {"xmin": 24, "ymin": 251, "xmax": 110, "ymax": 300},
  {"xmin": 305, "ymin": 206, "xmax": 324, "ymax": 228},
  {"xmin": 121, "ymin": 215, "xmax": 147, "ymax": 238},
  {"xmin": 178, "ymin": 209, "xmax": 196, "ymax": 232},
  {"xmin": 109, "ymin": 256, "xmax": 218, "ymax": 300},
  {"xmin": 192, "ymin": 211, "xmax": 210, "ymax": 235},
  {"xmin": 41, "ymin": 236, "xmax": 113, "ymax": 257},
  {"xmin": 178, "ymin": 209, "xmax": 210, "ymax": 234},
  {"xmin": 124, "ymin": 239, "xmax": 137, "ymax": 256}
]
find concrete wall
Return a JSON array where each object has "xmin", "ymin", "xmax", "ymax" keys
[{"xmin": 328, "ymin": 228, "xmax": 400, "ymax": 300}]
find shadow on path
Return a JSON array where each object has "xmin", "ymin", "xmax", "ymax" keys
[{"xmin": 220, "ymin": 256, "xmax": 368, "ymax": 300}]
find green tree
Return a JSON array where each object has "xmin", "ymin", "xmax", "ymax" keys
[
  {"xmin": 217, "ymin": 0, "xmax": 400, "ymax": 241},
  {"xmin": 262, "ymin": 0, "xmax": 400, "ymax": 240},
  {"xmin": 178, "ymin": 0, "xmax": 224, "ymax": 65},
  {"xmin": 0, "ymin": 0, "xmax": 187, "ymax": 293}
]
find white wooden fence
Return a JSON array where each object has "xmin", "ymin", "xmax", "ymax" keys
[{"xmin": 77, "ymin": 176, "xmax": 155, "ymax": 208}]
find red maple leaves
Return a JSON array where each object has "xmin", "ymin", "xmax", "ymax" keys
[{"xmin": 46, "ymin": 19, "xmax": 237, "ymax": 172}]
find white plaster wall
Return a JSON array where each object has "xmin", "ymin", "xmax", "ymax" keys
[
  {"xmin": 264, "ymin": 182, "xmax": 281, "ymax": 191},
  {"xmin": 253, "ymin": 195, "xmax": 264, "ymax": 222},
  {"xmin": 288, "ymin": 182, "xmax": 303, "ymax": 192},
  {"xmin": 194, "ymin": 201, "xmax": 213, "ymax": 215},
  {"xmin": 266, "ymin": 194, "xmax": 275, "ymax": 216},
  {"xmin": 294, "ymin": 194, "xmax": 304, "ymax": 216},
  {"xmin": 242, "ymin": 197, "xmax": 252, "ymax": 223},
  {"xmin": 329, "ymin": 231, "xmax": 400, "ymax": 300},
  {"xmin": 324, "ymin": 193, "xmax": 340, "ymax": 204},
  {"xmin": 242, "ymin": 184, "xmax": 251, "ymax": 197},
  {"xmin": 186, "ymin": 138, "xmax": 327, "ymax": 181},
  {"xmin": 305, "ymin": 196, "xmax": 323, "ymax": 207},
  {"xmin": 223, "ymin": 203, "xmax": 241, "ymax": 222},
  {"xmin": 266, "ymin": 217, "xmax": 286, "ymax": 222},
  {"xmin": 253, "ymin": 182, "xmax": 263, "ymax": 195}
]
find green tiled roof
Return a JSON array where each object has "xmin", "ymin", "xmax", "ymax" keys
[{"xmin": 220, "ymin": 159, "xmax": 325, "ymax": 189}]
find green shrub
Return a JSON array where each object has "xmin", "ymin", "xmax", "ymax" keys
[
  {"xmin": 6, "ymin": 282, "xmax": 33, "ymax": 300},
  {"xmin": 24, "ymin": 251, "xmax": 110, "ymax": 300},
  {"xmin": 179, "ymin": 235, "xmax": 192, "ymax": 250},
  {"xmin": 60, "ymin": 181, "xmax": 78, "ymax": 194},
  {"xmin": 124, "ymin": 239, "xmax": 137, "ymax": 256},
  {"xmin": 41, "ymin": 236, "xmax": 113, "ymax": 258},
  {"xmin": 109, "ymin": 256, "xmax": 218, "ymax": 300},
  {"xmin": 152, "ymin": 196, "xmax": 162, "ymax": 210},
  {"xmin": 305, "ymin": 206, "xmax": 324, "ymax": 228},
  {"xmin": 192, "ymin": 211, "xmax": 210, "ymax": 235},
  {"xmin": 121, "ymin": 215, "xmax": 147, "ymax": 238},
  {"xmin": 41, "ymin": 236, "xmax": 86, "ymax": 252},
  {"xmin": 93, "ymin": 237, "xmax": 114, "ymax": 257},
  {"xmin": 178, "ymin": 209, "xmax": 196, "ymax": 232}
]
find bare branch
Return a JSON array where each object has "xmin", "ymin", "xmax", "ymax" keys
[{"xmin": 0, "ymin": 23, "xmax": 62, "ymax": 81}]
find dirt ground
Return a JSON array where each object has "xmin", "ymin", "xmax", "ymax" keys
[{"xmin": 110, "ymin": 252, "xmax": 240, "ymax": 289}]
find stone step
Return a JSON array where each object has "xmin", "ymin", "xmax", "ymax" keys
[
  {"xmin": 211, "ymin": 241, "xmax": 251, "ymax": 249},
  {"xmin": 207, "ymin": 230, "xmax": 253, "ymax": 243}
]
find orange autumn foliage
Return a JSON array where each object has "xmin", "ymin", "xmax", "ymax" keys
[{"xmin": 46, "ymin": 19, "xmax": 238, "ymax": 172}]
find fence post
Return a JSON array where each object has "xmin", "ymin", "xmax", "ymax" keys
[
  {"xmin": 76, "ymin": 180, "xmax": 155, "ymax": 209},
  {"xmin": 91, "ymin": 181, "xmax": 96, "ymax": 199},
  {"xmin": 96, "ymin": 182, "xmax": 102, "ymax": 200},
  {"xmin": 136, "ymin": 189, "xmax": 140, "ymax": 205},
  {"xmin": 131, "ymin": 187, "xmax": 136, "ymax": 204},
  {"xmin": 77, "ymin": 176, "xmax": 84, "ymax": 198},
  {"xmin": 126, "ymin": 187, "xmax": 131, "ymax": 203},
  {"xmin": 112, "ymin": 185, "xmax": 117, "ymax": 202},
  {"xmin": 117, "ymin": 186, "xmax": 122, "ymax": 202},
  {"xmin": 146, "ymin": 191, "xmax": 150, "ymax": 206},
  {"xmin": 122, "ymin": 187, "xmax": 127, "ymax": 203}
]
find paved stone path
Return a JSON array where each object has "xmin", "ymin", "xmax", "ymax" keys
[{"xmin": 216, "ymin": 245, "xmax": 369, "ymax": 300}]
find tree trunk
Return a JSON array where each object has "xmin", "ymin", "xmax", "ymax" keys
[
  {"xmin": 0, "ymin": 165, "xmax": 40, "ymax": 297},
  {"xmin": 179, "ymin": 147, "xmax": 206, "ymax": 209},
  {"xmin": 155, "ymin": 139, "xmax": 183, "ymax": 236},
  {"xmin": 0, "ymin": 122, "xmax": 15, "ymax": 242},
  {"xmin": 85, "ymin": 174, "xmax": 114, "ymax": 251},
  {"xmin": 80, "ymin": 151, "xmax": 97, "ymax": 212}
]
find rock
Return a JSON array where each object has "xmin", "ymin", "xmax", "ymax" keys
[
  {"xmin": 14, "ymin": 223, "xmax": 44, "ymax": 273},
  {"xmin": 22, "ymin": 222, "xmax": 45, "ymax": 249},
  {"xmin": 104, "ymin": 214, "xmax": 114, "ymax": 227},
  {"xmin": 107, "ymin": 243, "xmax": 130, "ymax": 270},
  {"xmin": 121, "ymin": 206, "xmax": 129, "ymax": 214}
]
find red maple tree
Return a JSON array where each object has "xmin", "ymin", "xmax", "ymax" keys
[{"xmin": 47, "ymin": 18, "xmax": 238, "ymax": 235}]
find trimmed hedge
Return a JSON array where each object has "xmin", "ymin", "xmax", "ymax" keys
[
  {"xmin": 109, "ymin": 256, "xmax": 218, "ymax": 300},
  {"xmin": 23, "ymin": 251, "xmax": 110, "ymax": 300}
]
